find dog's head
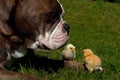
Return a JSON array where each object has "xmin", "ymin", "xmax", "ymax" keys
[{"xmin": 15, "ymin": 0, "xmax": 69, "ymax": 49}]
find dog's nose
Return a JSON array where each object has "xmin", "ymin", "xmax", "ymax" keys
[{"xmin": 63, "ymin": 23, "xmax": 70, "ymax": 33}]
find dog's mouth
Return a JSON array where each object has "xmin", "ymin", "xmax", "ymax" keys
[
  {"xmin": 38, "ymin": 19, "xmax": 69, "ymax": 49},
  {"xmin": 41, "ymin": 33, "xmax": 69, "ymax": 49},
  {"xmin": 50, "ymin": 32, "xmax": 69, "ymax": 49}
]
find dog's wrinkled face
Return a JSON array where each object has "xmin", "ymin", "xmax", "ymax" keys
[{"xmin": 15, "ymin": 0, "xmax": 69, "ymax": 49}]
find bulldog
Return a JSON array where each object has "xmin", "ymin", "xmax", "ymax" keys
[{"xmin": 0, "ymin": 0, "xmax": 69, "ymax": 79}]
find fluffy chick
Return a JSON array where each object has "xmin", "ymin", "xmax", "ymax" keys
[
  {"xmin": 82, "ymin": 49, "xmax": 103, "ymax": 73},
  {"xmin": 61, "ymin": 44, "xmax": 76, "ymax": 61}
]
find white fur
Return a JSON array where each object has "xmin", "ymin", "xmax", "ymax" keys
[
  {"xmin": 28, "ymin": 41, "xmax": 39, "ymax": 49},
  {"xmin": 7, "ymin": 52, "xmax": 11, "ymax": 60},
  {"xmin": 12, "ymin": 45, "xmax": 27, "ymax": 58},
  {"xmin": 11, "ymin": 51, "xmax": 25, "ymax": 58},
  {"xmin": 57, "ymin": 0, "xmax": 65, "ymax": 16},
  {"xmin": 7, "ymin": 51, "xmax": 25, "ymax": 60},
  {"xmin": 7, "ymin": 45, "xmax": 27, "ymax": 60}
]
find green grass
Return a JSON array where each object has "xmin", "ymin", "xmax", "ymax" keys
[{"xmin": 14, "ymin": 0, "xmax": 120, "ymax": 79}]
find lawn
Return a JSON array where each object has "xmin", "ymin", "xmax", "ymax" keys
[{"xmin": 10, "ymin": 0, "xmax": 120, "ymax": 80}]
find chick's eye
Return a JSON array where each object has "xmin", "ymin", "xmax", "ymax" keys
[{"xmin": 70, "ymin": 47, "xmax": 73, "ymax": 50}]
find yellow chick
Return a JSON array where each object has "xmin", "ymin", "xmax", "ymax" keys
[
  {"xmin": 82, "ymin": 49, "xmax": 103, "ymax": 73},
  {"xmin": 61, "ymin": 44, "xmax": 76, "ymax": 61}
]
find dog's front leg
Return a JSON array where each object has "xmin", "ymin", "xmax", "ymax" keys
[
  {"xmin": 0, "ymin": 66, "xmax": 41, "ymax": 80},
  {"xmin": 0, "ymin": 43, "xmax": 40, "ymax": 80}
]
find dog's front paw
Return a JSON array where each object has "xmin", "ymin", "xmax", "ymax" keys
[{"xmin": 64, "ymin": 60, "xmax": 86, "ymax": 71}]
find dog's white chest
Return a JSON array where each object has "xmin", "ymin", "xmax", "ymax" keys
[{"xmin": 7, "ymin": 45, "xmax": 27, "ymax": 60}]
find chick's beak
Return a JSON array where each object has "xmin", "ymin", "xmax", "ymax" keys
[{"xmin": 72, "ymin": 48, "xmax": 75, "ymax": 53}]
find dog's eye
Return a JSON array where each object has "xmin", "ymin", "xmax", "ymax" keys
[
  {"xmin": 50, "ymin": 12, "xmax": 58, "ymax": 21},
  {"xmin": 51, "ymin": 12, "xmax": 57, "ymax": 18},
  {"xmin": 46, "ymin": 12, "xmax": 58, "ymax": 23}
]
